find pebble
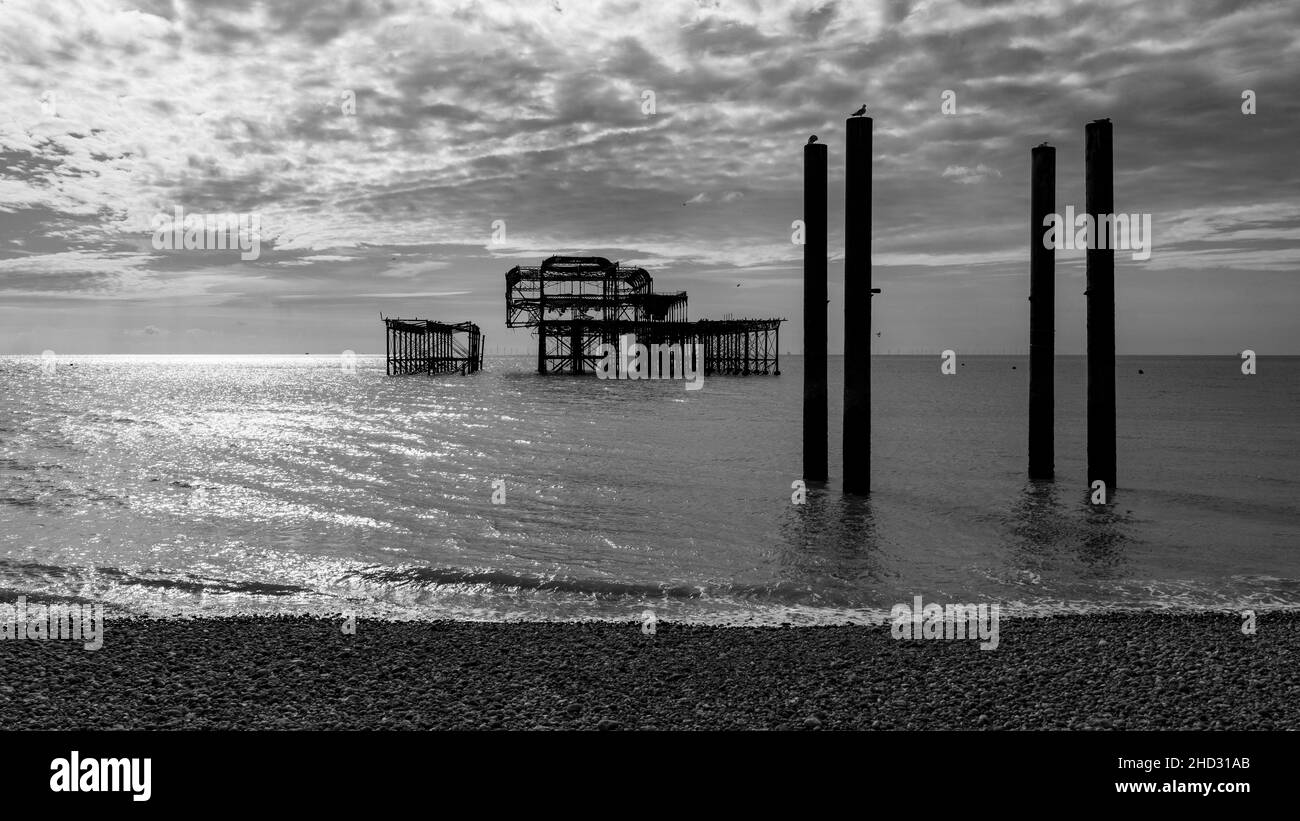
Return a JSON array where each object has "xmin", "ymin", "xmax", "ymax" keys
[{"xmin": 0, "ymin": 612, "xmax": 1294, "ymax": 730}]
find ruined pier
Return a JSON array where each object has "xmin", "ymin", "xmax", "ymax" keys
[
  {"xmin": 505, "ymin": 256, "xmax": 783, "ymax": 376},
  {"xmin": 383, "ymin": 318, "xmax": 484, "ymax": 376}
]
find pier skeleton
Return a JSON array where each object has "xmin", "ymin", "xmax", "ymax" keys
[
  {"xmin": 505, "ymin": 256, "xmax": 783, "ymax": 377},
  {"xmin": 383, "ymin": 318, "xmax": 484, "ymax": 375}
]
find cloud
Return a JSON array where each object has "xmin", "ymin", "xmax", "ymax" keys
[
  {"xmin": 0, "ymin": 0, "xmax": 1297, "ymax": 353},
  {"xmin": 941, "ymin": 164, "xmax": 1002, "ymax": 184}
]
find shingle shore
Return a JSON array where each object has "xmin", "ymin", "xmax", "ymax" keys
[{"xmin": 0, "ymin": 612, "xmax": 1294, "ymax": 730}]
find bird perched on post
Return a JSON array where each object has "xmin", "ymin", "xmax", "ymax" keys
[
  {"xmin": 807, "ymin": 135, "xmax": 818, "ymax": 144},
  {"xmin": 852, "ymin": 104, "xmax": 867, "ymax": 117}
]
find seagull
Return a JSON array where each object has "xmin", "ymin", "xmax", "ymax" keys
[
  {"xmin": 807, "ymin": 135, "xmax": 818, "ymax": 144},
  {"xmin": 852, "ymin": 104, "xmax": 867, "ymax": 117}
]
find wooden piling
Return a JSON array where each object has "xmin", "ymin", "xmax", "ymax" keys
[
  {"xmin": 1029, "ymin": 143, "xmax": 1055, "ymax": 480},
  {"xmin": 1085, "ymin": 118, "xmax": 1116, "ymax": 492},
  {"xmin": 804, "ymin": 140, "xmax": 828, "ymax": 482},
  {"xmin": 843, "ymin": 116, "xmax": 872, "ymax": 495}
]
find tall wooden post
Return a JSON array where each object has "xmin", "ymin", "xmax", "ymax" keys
[
  {"xmin": 1029, "ymin": 143, "xmax": 1055, "ymax": 479},
  {"xmin": 1086, "ymin": 118, "xmax": 1116, "ymax": 493},
  {"xmin": 843, "ymin": 116, "xmax": 872, "ymax": 494},
  {"xmin": 803, "ymin": 140, "xmax": 828, "ymax": 482}
]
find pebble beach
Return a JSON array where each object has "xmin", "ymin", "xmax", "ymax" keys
[{"xmin": 0, "ymin": 611, "xmax": 1295, "ymax": 731}]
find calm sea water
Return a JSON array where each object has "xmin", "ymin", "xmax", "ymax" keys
[{"xmin": 1, "ymin": 354, "xmax": 1297, "ymax": 624}]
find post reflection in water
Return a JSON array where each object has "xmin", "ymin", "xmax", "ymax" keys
[
  {"xmin": 1007, "ymin": 479, "xmax": 1134, "ymax": 576},
  {"xmin": 775, "ymin": 484, "xmax": 884, "ymax": 609},
  {"xmin": 1009, "ymin": 479, "xmax": 1069, "ymax": 558},
  {"xmin": 1077, "ymin": 490, "xmax": 1137, "ymax": 574}
]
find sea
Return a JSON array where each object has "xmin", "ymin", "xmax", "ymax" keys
[{"xmin": 1, "ymin": 354, "xmax": 1297, "ymax": 624}]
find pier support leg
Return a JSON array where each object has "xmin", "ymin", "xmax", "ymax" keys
[
  {"xmin": 1029, "ymin": 143, "xmax": 1055, "ymax": 480},
  {"xmin": 537, "ymin": 321, "xmax": 546, "ymax": 375},
  {"xmin": 843, "ymin": 116, "xmax": 872, "ymax": 495},
  {"xmin": 804, "ymin": 140, "xmax": 828, "ymax": 482},
  {"xmin": 1086, "ymin": 119, "xmax": 1116, "ymax": 493}
]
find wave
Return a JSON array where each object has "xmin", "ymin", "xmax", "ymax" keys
[
  {"xmin": 344, "ymin": 564, "xmax": 838, "ymax": 604},
  {"xmin": 0, "ymin": 559, "xmax": 311, "ymax": 598}
]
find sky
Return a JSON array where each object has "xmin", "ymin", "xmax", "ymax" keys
[{"xmin": 1, "ymin": 0, "xmax": 1297, "ymax": 355}]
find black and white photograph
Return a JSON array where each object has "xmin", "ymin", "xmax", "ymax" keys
[{"xmin": 1, "ymin": 0, "xmax": 1295, "ymax": 804}]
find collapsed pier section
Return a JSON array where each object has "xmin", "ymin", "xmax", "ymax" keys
[{"xmin": 384, "ymin": 318, "xmax": 484, "ymax": 376}]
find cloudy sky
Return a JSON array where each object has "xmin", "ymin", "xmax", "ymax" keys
[{"xmin": 1, "ymin": 0, "xmax": 1297, "ymax": 355}]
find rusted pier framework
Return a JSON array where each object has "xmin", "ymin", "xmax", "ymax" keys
[
  {"xmin": 384, "ymin": 318, "xmax": 484, "ymax": 376},
  {"xmin": 506, "ymin": 256, "xmax": 782, "ymax": 376},
  {"xmin": 530, "ymin": 319, "xmax": 782, "ymax": 376}
]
